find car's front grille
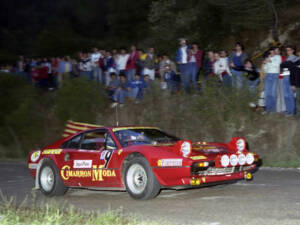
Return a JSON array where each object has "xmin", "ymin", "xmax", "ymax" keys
[{"xmin": 194, "ymin": 166, "xmax": 251, "ymax": 176}]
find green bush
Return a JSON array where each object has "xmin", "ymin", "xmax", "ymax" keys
[
  {"xmin": 0, "ymin": 74, "xmax": 109, "ymax": 158},
  {"xmin": 0, "ymin": 74, "xmax": 45, "ymax": 157},
  {"xmin": 55, "ymin": 77, "xmax": 108, "ymax": 124}
]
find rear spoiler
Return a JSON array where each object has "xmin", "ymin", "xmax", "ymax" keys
[{"xmin": 62, "ymin": 120, "xmax": 101, "ymax": 138}]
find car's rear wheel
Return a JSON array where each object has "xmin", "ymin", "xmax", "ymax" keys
[
  {"xmin": 124, "ymin": 157, "xmax": 160, "ymax": 200},
  {"xmin": 39, "ymin": 159, "xmax": 68, "ymax": 196}
]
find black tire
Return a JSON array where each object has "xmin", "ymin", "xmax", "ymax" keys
[
  {"xmin": 124, "ymin": 157, "xmax": 160, "ymax": 200},
  {"xmin": 38, "ymin": 159, "xmax": 68, "ymax": 196}
]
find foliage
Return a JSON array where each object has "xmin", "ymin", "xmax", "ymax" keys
[
  {"xmin": 148, "ymin": 0, "xmax": 230, "ymax": 52},
  {"xmin": 34, "ymin": 22, "xmax": 93, "ymax": 57},
  {"xmin": 0, "ymin": 73, "xmax": 44, "ymax": 157},
  {"xmin": 0, "ymin": 74, "xmax": 108, "ymax": 158},
  {"xmin": 55, "ymin": 77, "xmax": 108, "ymax": 124}
]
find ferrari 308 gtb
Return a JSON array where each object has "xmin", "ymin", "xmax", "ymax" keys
[{"xmin": 28, "ymin": 121, "xmax": 259, "ymax": 200}]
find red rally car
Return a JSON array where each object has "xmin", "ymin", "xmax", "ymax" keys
[{"xmin": 28, "ymin": 121, "xmax": 259, "ymax": 200}]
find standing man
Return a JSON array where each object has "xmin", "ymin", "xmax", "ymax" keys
[
  {"xmin": 90, "ymin": 48, "xmax": 102, "ymax": 83},
  {"xmin": 229, "ymin": 42, "xmax": 248, "ymax": 89},
  {"xmin": 187, "ymin": 43, "xmax": 203, "ymax": 91},
  {"xmin": 263, "ymin": 48, "xmax": 282, "ymax": 113},
  {"xmin": 143, "ymin": 47, "xmax": 156, "ymax": 81},
  {"xmin": 126, "ymin": 45, "xmax": 139, "ymax": 81},
  {"xmin": 175, "ymin": 38, "xmax": 189, "ymax": 92},
  {"xmin": 286, "ymin": 46, "xmax": 300, "ymax": 116}
]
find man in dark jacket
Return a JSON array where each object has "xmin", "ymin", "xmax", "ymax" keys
[
  {"xmin": 290, "ymin": 59, "xmax": 300, "ymax": 116},
  {"xmin": 287, "ymin": 46, "xmax": 300, "ymax": 116}
]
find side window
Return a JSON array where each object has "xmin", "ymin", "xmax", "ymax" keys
[
  {"xmin": 81, "ymin": 130, "xmax": 106, "ymax": 150},
  {"xmin": 62, "ymin": 134, "xmax": 82, "ymax": 149},
  {"xmin": 106, "ymin": 133, "xmax": 117, "ymax": 150}
]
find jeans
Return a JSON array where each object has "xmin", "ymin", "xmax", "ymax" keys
[
  {"xmin": 129, "ymin": 87, "xmax": 143, "ymax": 100},
  {"xmin": 264, "ymin": 73, "xmax": 279, "ymax": 113},
  {"xmin": 187, "ymin": 62, "xmax": 199, "ymax": 91},
  {"xmin": 113, "ymin": 89, "xmax": 128, "ymax": 104},
  {"xmin": 246, "ymin": 79, "xmax": 259, "ymax": 94},
  {"xmin": 179, "ymin": 63, "xmax": 190, "ymax": 92},
  {"xmin": 92, "ymin": 66, "xmax": 103, "ymax": 84},
  {"xmin": 231, "ymin": 69, "xmax": 245, "ymax": 89},
  {"xmin": 282, "ymin": 76, "xmax": 295, "ymax": 115},
  {"xmin": 127, "ymin": 69, "xmax": 136, "ymax": 81},
  {"xmin": 296, "ymin": 88, "xmax": 300, "ymax": 116}
]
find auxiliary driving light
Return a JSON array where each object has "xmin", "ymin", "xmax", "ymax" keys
[
  {"xmin": 220, "ymin": 155, "xmax": 230, "ymax": 167},
  {"xmin": 230, "ymin": 154, "xmax": 238, "ymax": 166},
  {"xmin": 238, "ymin": 154, "xmax": 246, "ymax": 165},
  {"xmin": 236, "ymin": 139, "xmax": 246, "ymax": 152},
  {"xmin": 246, "ymin": 153, "xmax": 254, "ymax": 165}
]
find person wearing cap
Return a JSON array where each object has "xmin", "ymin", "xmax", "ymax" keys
[{"xmin": 175, "ymin": 38, "xmax": 190, "ymax": 92}]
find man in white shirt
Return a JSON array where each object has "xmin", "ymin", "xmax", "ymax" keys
[
  {"xmin": 116, "ymin": 49, "xmax": 129, "ymax": 76},
  {"xmin": 175, "ymin": 38, "xmax": 190, "ymax": 92},
  {"xmin": 90, "ymin": 48, "xmax": 102, "ymax": 83},
  {"xmin": 263, "ymin": 48, "xmax": 282, "ymax": 113}
]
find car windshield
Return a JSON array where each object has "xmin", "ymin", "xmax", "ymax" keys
[{"xmin": 114, "ymin": 128, "xmax": 180, "ymax": 147}]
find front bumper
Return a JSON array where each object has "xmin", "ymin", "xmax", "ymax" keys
[{"xmin": 153, "ymin": 164, "xmax": 257, "ymax": 187}]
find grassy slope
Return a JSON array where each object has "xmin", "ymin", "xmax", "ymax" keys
[{"xmin": 1, "ymin": 73, "xmax": 300, "ymax": 167}]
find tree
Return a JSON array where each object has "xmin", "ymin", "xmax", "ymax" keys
[
  {"xmin": 206, "ymin": 0, "xmax": 287, "ymax": 41},
  {"xmin": 148, "ymin": 0, "xmax": 226, "ymax": 52}
]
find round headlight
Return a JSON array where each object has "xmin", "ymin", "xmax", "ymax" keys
[
  {"xmin": 220, "ymin": 155, "xmax": 230, "ymax": 167},
  {"xmin": 181, "ymin": 141, "xmax": 191, "ymax": 157},
  {"xmin": 230, "ymin": 154, "xmax": 238, "ymax": 166},
  {"xmin": 246, "ymin": 153, "xmax": 254, "ymax": 165},
  {"xmin": 236, "ymin": 139, "xmax": 246, "ymax": 152},
  {"xmin": 238, "ymin": 154, "xmax": 246, "ymax": 165}
]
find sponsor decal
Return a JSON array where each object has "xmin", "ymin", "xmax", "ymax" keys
[
  {"xmin": 190, "ymin": 155, "xmax": 207, "ymax": 160},
  {"xmin": 60, "ymin": 165, "xmax": 116, "ymax": 181},
  {"xmin": 42, "ymin": 149, "xmax": 62, "ymax": 155},
  {"xmin": 157, "ymin": 159, "xmax": 182, "ymax": 167},
  {"xmin": 28, "ymin": 163, "xmax": 38, "ymax": 169},
  {"xmin": 31, "ymin": 151, "xmax": 41, "ymax": 162},
  {"xmin": 100, "ymin": 150, "xmax": 113, "ymax": 168},
  {"xmin": 100, "ymin": 150, "xmax": 108, "ymax": 160},
  {"xmin": 118, "ymin": 149, "xmax": 123, "ymax": 155},
  {"xmin": 73, "ymin": 160, "xmax": 92, "ymax": 169}
]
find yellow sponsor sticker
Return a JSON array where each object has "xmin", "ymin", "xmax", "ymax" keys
[
  {"xmin": 60, "ymin": 165, "xmax": 116, "ymax": 181},
  {"xmin": 118, "ymin": 149, "xmax": 123, "ymax": 155},
  {"xmin": 42, "ymin": 149, "xmax": 63, "ymax": 155},
  {"xmin": 157, "ymin": 160, "xmax": 162, "ymax": 167},
  {"xmin": 190, "ymin": 155, "xmax": 207, "ymax": 160}
]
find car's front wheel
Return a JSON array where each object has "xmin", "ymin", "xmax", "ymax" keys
[
  {"xmin": 124, "ymin": 157, "xmax": 160, "ymax": 200},
  {"xmin": 38, "ymin": 159, "xmax": 68, "ymax": 196}
]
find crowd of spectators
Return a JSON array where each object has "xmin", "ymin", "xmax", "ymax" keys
[{"xmin": 2, "ymin": 39, "xmax": 300, "ymax": 116}]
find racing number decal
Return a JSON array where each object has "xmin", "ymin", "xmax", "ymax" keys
[{"xmin": 100, "ymin": 150, "xmax": 113, "ymax": 168}]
